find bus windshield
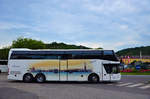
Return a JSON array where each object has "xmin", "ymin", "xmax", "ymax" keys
[{"xmin": 103, "ymin": 64, "xmax": 120, "ymax": 74}]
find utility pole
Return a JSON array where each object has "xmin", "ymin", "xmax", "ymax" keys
[{"xmin": 140, "ymin": 51, "xmax": 142, "ymax": 59}]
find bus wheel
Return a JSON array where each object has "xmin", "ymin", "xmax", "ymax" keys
[
  {"xmin": 35, "ymin": 73, "xmax": 46, "ymax": 83},
  {"xmin": 88, "ymin": 74, "xmax": 99, "ymax": 83},
  {"xmin": 23, "ymin": 73, "xmax": 33, "ymax": 83}
]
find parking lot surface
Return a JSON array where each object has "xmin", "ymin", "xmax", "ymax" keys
[{"xmin": 0, "ymin": 73, "xmax": 150, "ymax": 99}]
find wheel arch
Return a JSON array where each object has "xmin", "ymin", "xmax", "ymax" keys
[{"xmin": 23, "ymin": 73, "xmax": 33, "ymax": 78}]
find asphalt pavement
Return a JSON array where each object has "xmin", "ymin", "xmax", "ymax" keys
[{"xmin": 0, "ymin": 73, "xmax": 150, "ymax": 99}]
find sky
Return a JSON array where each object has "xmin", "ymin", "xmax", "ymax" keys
[{"xmin": 0, "ymin": 0, "xmax": 150, "ymax": 51}]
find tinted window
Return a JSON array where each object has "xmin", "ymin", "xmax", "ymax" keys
[
  {"xmin": 103, "ymin": 51, "xmax": 118, "ymax": 61},
  {"xmin": 70, "ymin": 50, "xmax": 103, "ymax": 59},
  {"xmin": 10, "ymin": 51, "xmax": 103, "ymax": 60},
  {"xmin": 104, "ymin": 50, "xmax": 113, "ymax": 55},
  {"xmin": 10, "ymin": 50, "xmax": 118, "ymax": 61},
  {"xmin": 10, "ymin": 53, "xmax": 62, "ymax": 59},
  {"xmin": 71, "ymin": 54, "xmax": 101, "ymax": 59},
  {"xmin": 0, "ymin": 61, "xmax": 8, "ymax": 65}
]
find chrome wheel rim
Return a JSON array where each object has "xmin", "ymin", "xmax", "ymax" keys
[
  {"xmin": 92, "ymin": 76, "xmax": 98, "ymax": 82},
  {"xmin": 25, "ymin": 75, "xmax": 31, "ymax": 81},
  {"xmin": 37, "ymin": 76, "xmax": 44, "ymax": 82}
]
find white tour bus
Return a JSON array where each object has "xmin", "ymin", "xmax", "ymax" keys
[
  {"xmin": 8, "ymin": 49, "xmax": 121, "ymax": 83},
  {"xmin": 0, "ymin": 60, "xmax": 8, "ymax": 73}
]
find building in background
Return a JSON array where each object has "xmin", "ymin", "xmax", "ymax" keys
[{"xmin": 119, "ymin": 56, "xmax": 150, "ymax": 65}]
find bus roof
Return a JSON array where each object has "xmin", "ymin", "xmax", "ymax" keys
[{"xmin": 10, "ymin": 48, "xmax": 113, "ymax": 52}]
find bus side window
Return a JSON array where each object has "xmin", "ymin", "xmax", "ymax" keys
[
  {"xmin": 61, "ymin": 54, "xmax": 72, "ymax": 59},
  {"xmin": 103, "ymin": 51, "xmax": 113, "ymax": 55},
  {"xmin": 44, "ymin": 55, "xmax": 59, "ymax": 59},
  {"xmin": 103, "ymin": 51, "xmax": 118, "ymax": 61}
]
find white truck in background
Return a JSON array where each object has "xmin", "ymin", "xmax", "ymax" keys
[{"xmin": 0, "ymin": 60, "xmax": 8, "ymax": 73}]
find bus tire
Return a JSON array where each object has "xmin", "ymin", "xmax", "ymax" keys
[
  {"xmin": 23, "ymin": 73, "xmax": 33, "ymax": 83},
  {"xmin": 35, "ymin": 73, "xmax": 46, "ymax": 83},
  {"xmin": 88, "ymin": 73, "xmax": 99, "ymax": 83}
]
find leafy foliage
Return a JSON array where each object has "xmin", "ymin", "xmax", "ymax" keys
[
  {"xmin": 0, "ymin": 47, "xmax": 10, "ymax": 60},
  {"xmin": 12, "ymin": 37, "xmax": 45, "ymax": 49},
  {"xmin": 45, "ymin": 42, "xmax": 90, "ymax": 49}
]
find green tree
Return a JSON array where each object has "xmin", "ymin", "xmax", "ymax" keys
[
  {"xmin": 12, "ymin": 37, "xmax": 45, "ymax": 49},
  {"xmin": 45, "ymin": 42, "xmax": 90, "ymax": 49},
  {"xmin": 0, "ymin": 47, "xmax": 10, "ymax": 60},
  {"xmin": 116, "ymin": 46, "xmax": 150, "ymax": 56}
]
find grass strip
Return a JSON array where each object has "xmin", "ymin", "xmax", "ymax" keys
[{"xmin": 121, "ymin": 72, "xmax": 150, "ymax": 75}]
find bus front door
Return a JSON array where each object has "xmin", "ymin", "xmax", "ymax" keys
[
  {"xmin": 59, "ymin": 60, "xmax": 68, "ymax": 81},
  {"xmin": 103, "ymin": 64, "xmax": 111, "ymax": 81},
  {"xmin": 103, "ymin": 64, "xmax": 120, "ymax": 81},
  {"xmin": 110, "ymin": 65, "xmax": 120, "ymax": 81}
]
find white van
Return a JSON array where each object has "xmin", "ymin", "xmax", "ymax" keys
[{"xmin": 0, "ymin": 60, "xmax": 8, "ymax": 73}]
